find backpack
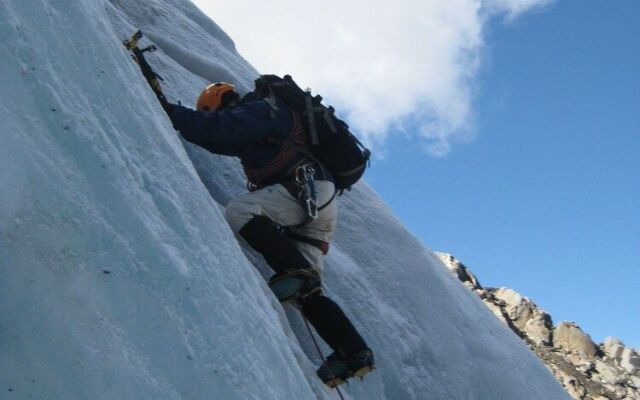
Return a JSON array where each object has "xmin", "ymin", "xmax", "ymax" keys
[{"xmin": 253, "ymin": 74, "xmax": 371, "ymax": 191}]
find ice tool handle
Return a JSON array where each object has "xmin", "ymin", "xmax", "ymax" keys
[{"xmin": 123, "ymin": 30, "xmax": 169, "ymax": 111}]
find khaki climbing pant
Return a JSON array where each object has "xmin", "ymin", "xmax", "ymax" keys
[{"xmin": 225, "ymin": 180, "xmax": 337, "ymax": 271}]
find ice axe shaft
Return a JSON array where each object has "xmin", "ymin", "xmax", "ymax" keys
[{"xmin": 122, "ymin": 30, "xmax": 169, "ymax": 111}]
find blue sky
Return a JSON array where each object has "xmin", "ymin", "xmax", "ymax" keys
[
  {"xmin": 367, "ymin": 1, "xmax": 640, "ymax": 347},
  {"xmin": 196, "ymin": 0, "xmax": 639, "ymax": 348}
]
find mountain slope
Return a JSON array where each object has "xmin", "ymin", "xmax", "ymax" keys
[
  {"xmin": 0, "ymin": 1, "xmax": 570, "ymax": 399},
  {"xmin": 437, "ymin": 252, "xmax": 640, "ymax": 399}
]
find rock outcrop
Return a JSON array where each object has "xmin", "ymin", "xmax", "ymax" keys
[
  {"xmin": 554, "ymin": 322, "xmax": 600, "ymax": 358},
  {"xmin": 436, "ymin": 252, "xmax": 640, "ymax": 400}
]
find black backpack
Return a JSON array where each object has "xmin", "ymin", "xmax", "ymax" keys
[{"xmin": 254, "ymin": 74, "xmax": 371, "ymax": 191}]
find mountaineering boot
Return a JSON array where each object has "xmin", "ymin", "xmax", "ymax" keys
[
  {"xmin": 268, "ymin": 268, "xmax": 321, "ymax": 302},
  {"xmin": 316, "ymin": 348, "xmax": 375, "ymax": 387}
]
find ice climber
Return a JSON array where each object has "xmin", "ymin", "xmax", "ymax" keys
[{"xmin": 164, "ymin": 81, "xmax": 374, "ymax": 386}]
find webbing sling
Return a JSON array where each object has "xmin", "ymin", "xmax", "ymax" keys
[{"xmin": 286, "ymin": 232, "xmax": 330, "ymax": 255}]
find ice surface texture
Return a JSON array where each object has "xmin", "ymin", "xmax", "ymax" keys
[{"xmin": 0, "ymin": 1, "xmax": 569, "ymax": 399}]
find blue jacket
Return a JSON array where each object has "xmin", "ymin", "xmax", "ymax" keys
[{"xmin": 168, "ymin": 98, "xmax": 295, "ymax": 171}]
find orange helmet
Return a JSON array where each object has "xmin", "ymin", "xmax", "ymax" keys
[{"xmin": 196, "ymin": 82, "xmax": 237, "ymax": 111}]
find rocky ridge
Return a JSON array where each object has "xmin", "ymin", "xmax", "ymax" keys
[{"xmin": 436, "ymin": 253, "xmax": 640, "ymax": 400}]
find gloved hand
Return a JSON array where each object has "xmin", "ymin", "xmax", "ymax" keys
[
  {"xmin": 157, "ymin": 93, "xmax": 172, "ymax": 116},
  {"xmin": 162, "ymin": 102, "xmax": 180, "ymax": 130}
]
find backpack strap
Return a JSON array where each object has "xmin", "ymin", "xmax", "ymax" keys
[
  {"xmin": 263, "ymin": 94, "xmax": 279, "ymax": 119},
  {"xmin": 305, "ymin": 93, "xmax": 320, "ymax": 145}
]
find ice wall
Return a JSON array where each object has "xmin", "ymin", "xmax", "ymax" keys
[{"xmin": 0, "ymin": 1, "xmax": 570, "ymax": 399}]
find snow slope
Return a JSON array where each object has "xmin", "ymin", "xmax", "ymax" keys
[{"xmin": 0, "ymin": 1, "xmax": 570, "ymax": 399}]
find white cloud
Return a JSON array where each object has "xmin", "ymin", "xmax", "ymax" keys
[
  {"xmin": 192, "ymin": 0, "xmax": 553, "ymax": 157},
  {"xmin": 484, "ymin": 0, "xmax": 554, "ymax": 20}
]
